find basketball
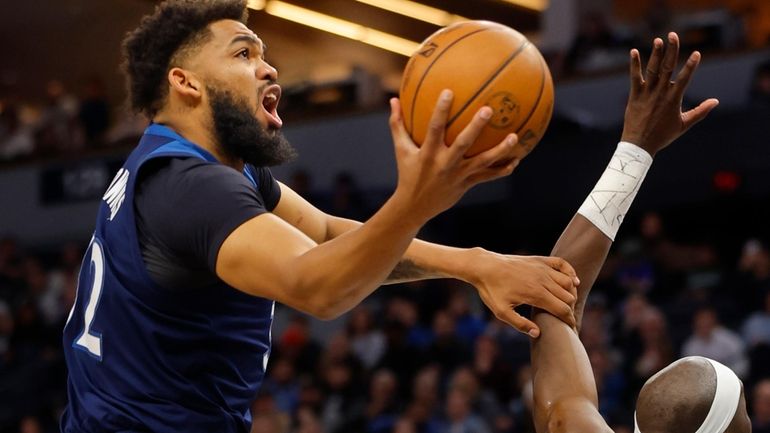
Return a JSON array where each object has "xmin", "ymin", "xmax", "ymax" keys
[{"xmin": 399, "ymin": 20, "xmax": 554, "ymax": 157}]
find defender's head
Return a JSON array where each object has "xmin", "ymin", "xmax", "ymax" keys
[
  {"xmin": 635, "ymin": 356, "xmax": 750, "ymax": 433},
  {"xmin": 122, "ymin": 0, "xmax": 295, "ymax": 166}
]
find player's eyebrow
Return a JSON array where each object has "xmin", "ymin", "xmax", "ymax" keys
[{"xmin": 229, "ymin": 34, "xmax": 267, "ymax": 56}]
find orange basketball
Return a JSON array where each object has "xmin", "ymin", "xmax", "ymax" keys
[{"xmin": 399, "ymin": 21, "xmax": 554, "ymax": 157}]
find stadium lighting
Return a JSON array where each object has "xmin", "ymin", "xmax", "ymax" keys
[
  {"xmin": 497, "ymin": 0, "xmax": 549, "ymax": 12},
  {"xmin": 353, "ymin": 0, "xmax": 468, "ymax": 27},
  {"xmin": 247, "ymin": 0, "xmax": 421, "ymax": 56}
]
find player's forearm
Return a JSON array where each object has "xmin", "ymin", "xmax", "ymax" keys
[
  {"xmin": 325, "ymin": 215, "xmax": 473, "ymax": 284},
  {"xmin": 529, "ymin": 219, "xmax": 612, "ymax": 433},
  {"xmin": 290, "ymin": 193, "xmax": 426, "ymax": 318},
  {"xmin": 549, "ymin": 215, "xmax": 612, "ymax": 329}
]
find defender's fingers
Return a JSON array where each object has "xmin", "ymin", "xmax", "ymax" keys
[
  {"xmin": 645, "ymin": 38, "xmax": 665, "ymax": 86},
  {"xmin": 450, "ymin": 106, "xmax": 494, "ymax": 158},
  {"xmin": 422, "ymin": 89, "xmax": 454, "ymax": 151},
  {"xmin": 659, "ymin": 32, "xmax": 680, "ymax": 85},
  {"xmin": 682, "ymin": 98, "xmax": 719, "ymax": 131},
  {"xmin": 494, "ymin": 306, "xmax": 541, "ymax": 338},
  {"xmin": 629, "ymin": 48, "xmax": 644, "ymax": 95},
  {"xmin": 673, "ymin": 51, "xmax": 702, "ymax": 99}
]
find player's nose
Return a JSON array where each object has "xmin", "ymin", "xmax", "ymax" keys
[{"xmin": 258, "ymin": 61, "xmax": 278, "ymax": 82}]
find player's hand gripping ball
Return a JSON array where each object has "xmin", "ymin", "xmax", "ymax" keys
[{"xmin": 400, "ymin": 20, "xmax": 554, "ymax": 157}]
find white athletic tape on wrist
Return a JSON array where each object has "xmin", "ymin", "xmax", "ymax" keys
[
  {"xmin": 577, "ymin": 142, "xmax": 652, "ymax": 240},
  {"xmin": 634, "ymin": 357, "xmax": 741, "ymax": 433}
]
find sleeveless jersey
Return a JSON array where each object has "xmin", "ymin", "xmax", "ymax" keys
[{"xmin": 61, "ymin": 124, "xmax": 275, "ymax": 433}]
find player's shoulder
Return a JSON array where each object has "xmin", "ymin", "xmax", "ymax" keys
[{"xmin": 141, "ymin": 157, "xmax": 252, "ymax": 189}]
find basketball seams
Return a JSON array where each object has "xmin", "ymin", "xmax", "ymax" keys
[
  {"xmin": 406, "ymin": 28, "xmax": 490, "ymax": 136},
  {"xmin": 446, "ymin": 40, "xmax": 531, "ymax": 129},
  {"xmin": 513, "ymin": 48, "xmax": 548, "ymax": 136}
]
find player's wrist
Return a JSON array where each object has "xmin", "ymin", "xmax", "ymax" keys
[{"xmin": 577, "ymin": 141, "xmax": 653, "ymax": 240}]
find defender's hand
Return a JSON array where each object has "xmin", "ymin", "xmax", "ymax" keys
[
  {"xmin": 464, "ymin": 250, "xmax": 579, "ymax": 337},
  {"xmin": 389, "ymin": 91, "xmax": 519, "ymax": 222},
  {"xmin": 621, "ymin": 32, "xmax": 719, "ymax": 156}
]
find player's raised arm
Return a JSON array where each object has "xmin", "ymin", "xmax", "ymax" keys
[
  {"xmin": 530, "ymin": 32, "xmax": 718, "ymax": 433},
  {"xmin": 217, "ymin": 92, "xmax": 519, "ymax": 320}
]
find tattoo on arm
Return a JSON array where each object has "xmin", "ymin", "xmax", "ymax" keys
[{"xmin": 384, "ymin": 259, "xmax": 438, "ymax": 284}]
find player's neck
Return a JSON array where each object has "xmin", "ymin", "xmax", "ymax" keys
[{"xmin": 152, "ymin": 112, "xmax": 244, "ymax": 171}]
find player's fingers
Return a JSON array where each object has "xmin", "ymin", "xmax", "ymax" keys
[
  {"xmin": 629, "ymin": 48, "xmax": 644, "ymax": 95},
  {"xmin": 449, "ymin": 106, "xmax": 494, "ymax": 158},
  {"xmin": 658, "ymin": 32, "xmax": 680, "ymax": 85},
  {"xmin": 644, "ymin": 38, "xmax": 664, "ymax": 87},
  {"xmin": 673, "ymin": 51, "xmax": 701, "ymax": 99},
  {"xmin": 466, "ymin": 133, "xmax": 517, "ymax": 170},
  {"xmin": 682, "ymin": 98, "xmax": 720, "ymax": 131},
  {"xmin": 493, "ymin": 304, "xmax": 541, "ymax": 338},
  {"xmin": 422, "ymin": 89, "xmax": 454, "ymax": 152},
  {"xmin": 548, "ymin": 269, "xmax": 578, "ymax": 303},
  {"xmin": 532, "ymin": 289, "xmax": 577, "ymax": 329},
  {"xmin": 543, "ymin": 256, "xmax": 580, "ymax": 286},
  {"xmin": 389, "ymin": 98, "xmax": 414, "ymax": 152},
  {"xmin": 463, "ymin": 158, "xmax": 518, "ymax": 186}
]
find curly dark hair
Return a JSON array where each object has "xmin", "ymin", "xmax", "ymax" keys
[{"xmin": 122, "ymin": 0, "xmax": 248, "ymax": 117}]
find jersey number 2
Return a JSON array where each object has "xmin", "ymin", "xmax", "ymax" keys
[{"xmin": 70, "ymin": 238, "xmax": 105, "ymax": 359}]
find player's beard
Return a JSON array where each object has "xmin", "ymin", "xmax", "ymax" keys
[{"xmin": 207, "ymin": 85, "xmax": 297, "ymax": 167}]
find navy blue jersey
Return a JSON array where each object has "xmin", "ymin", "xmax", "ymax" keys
[{"xmin": 62, "ymin": 124, "xmax": 275, "ymax": 432}]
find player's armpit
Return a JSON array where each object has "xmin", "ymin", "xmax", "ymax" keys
[{"xmin": 541, "ymin": 397, "xmax": 614, "ymax": 433}]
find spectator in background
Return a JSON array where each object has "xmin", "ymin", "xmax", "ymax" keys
[
  {"xmin": 749, "ymin": 60, "xmax": 770, "ymax": 109},
  {"xmin": 743, "ymin": 291, "xmax": 770, "ymax": 347},
  {"xmin": 681, "ymin": 307, "xmax": 748, "ymax": 377},
  {"xmin": 736, "ymin": 239, "xmax": 770, "ymax": 312},
  {"xmin": 588, "ymin": 346, "xmax": 626, "ymax": 420},
  {"xmin": 362, "ymin": 369, "xmax": 400, "ymax": 433},
  {"xmin": 329, "ymin": 172, "xmax": 369, "ymax": 221},
  {"xmin": 0, "ymin": 301, "xmax": 13, "ymax": 365},
  {"xmin": 634, "ymin": 307, "xmax": 674, "ymax": 381},
  {"xmin": 446, "ymin": 287, "xmax": 485, "ymax": 349},
  {"xmin": 277, "ymin": 315, "xmax": 322, "ymax": 375},
  {"xmin": 36, "ymin": 80, "xmax": 81, "ymax": 155},
  {"xmin": 564, "ymin": 11, "xmax": 627, "ymax": 74},
  {"xmin": 78, "ymin": 77, "xmax": 110, "ymax": 145},
  {"xmin": 288, "ymin": 169, "xmax": 321, "ymax": 207},
  {"xmin": 442, "ymin": 387, "xmax": 491, "ymax": 433},
  {"xmin": 386, "ymin": 297, "xmax": 431, "ymax": 350},
  {"xmin": 406, "ymin": 365, "xmax": 442, "ymax": 431},
  {"xmin": 426, "ymin": 310, "xmax": 470, "ymax": 377},
  {"xmin": 346, "ymin": 305, "xmax": 386, "ymax": 370},
  {"xmin": 0, "ymin": 101, "xmax": 34, "ymax": 161},
  {"xmin": 473, "ymin": 335, "xmax": 515, "ymax": 406},
  {"xmin": 262, "ymin": 356, "xmax": 300, "ymax": 414},
  {"xmin": 753, "ymin": 380, "xmax": 770, "ymax": 433}
]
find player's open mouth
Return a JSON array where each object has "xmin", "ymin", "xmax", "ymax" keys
[{"xmin": 260, "ymin": 84, "xmax": 282, "ymax": 129}]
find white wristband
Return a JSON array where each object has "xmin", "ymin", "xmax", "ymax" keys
[{"xmin": 577, "ymin": 141, "xmax": 653, "ymax": 241}]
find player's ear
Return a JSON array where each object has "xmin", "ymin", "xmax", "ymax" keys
[{"xmin": 167, "ymin": 67, "xmax": 202, "ymax": 101}]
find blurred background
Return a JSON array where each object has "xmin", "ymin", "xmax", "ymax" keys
[{"xmin": 1, "ymin": 0, "xmax": 769, "ymax": 432}]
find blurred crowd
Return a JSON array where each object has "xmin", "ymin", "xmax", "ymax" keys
[
  {"xmin": 0, "ymin": 78, "xmax": 147, "ymax": 163},
  {"xmin": 3, "ymin": 0, "xmax": 770, "ymax": 165},
  {"xmin": 2, "ymin": 206, "xmax": 770, "ymax": 433}
]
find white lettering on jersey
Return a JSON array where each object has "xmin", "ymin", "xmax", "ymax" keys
[{"xmin": 103, "ymin": 168, "xmax": 129, "ymax": 221}]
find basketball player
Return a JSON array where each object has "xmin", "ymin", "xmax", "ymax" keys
[
  {"xmin": 61, "ymin": 1, "xmax": 582, "ymax": 431},
  {"xmin": 529, "ymin": 33, "xmax": 751, "ymax": 433}
]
